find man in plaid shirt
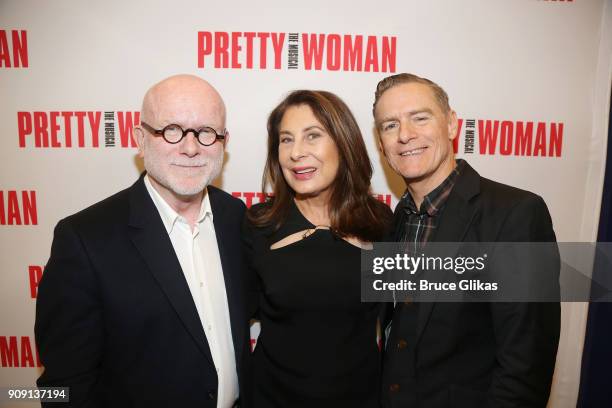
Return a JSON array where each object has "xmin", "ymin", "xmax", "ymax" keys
[{"xmin": 373, "ymin": 73, "xmax": 560, "ymax": 408}]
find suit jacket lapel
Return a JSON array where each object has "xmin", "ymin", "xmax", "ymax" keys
[
  {"xmin": 208, "ymin": 187, "xmax": 245, "ymax": 371},
  {"xmin": 127, "ymin": 176, "xmax": 214, "ymax": 365},
  {"xmin": 415, "ymin": 162, "xmax": 481, "ymax": 345}
]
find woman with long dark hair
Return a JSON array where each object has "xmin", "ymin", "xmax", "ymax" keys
[{"xmin": 244, "ymin": 90, "xmax": 392, "ymax": 407}]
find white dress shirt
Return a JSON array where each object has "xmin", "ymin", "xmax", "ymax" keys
[{"xmin": 144, "ymin": 175, "xmax": 238, "ymax": 408}]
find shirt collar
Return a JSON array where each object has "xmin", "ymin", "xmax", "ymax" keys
[
  {"xmin": 144, "ymin": 175, "xmax": 212, "ymax": 234},
  {"xmin": 402, "ymin": 159, "xmax": 465, "ymax": 217}
]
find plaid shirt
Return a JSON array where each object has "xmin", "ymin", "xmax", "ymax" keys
[
  {"xmin": 382, "ymin": 160, "xmax": 465, "ymax": 345},
  {"xmin": 398, "ymin": 159, "xmax": 465, "ymax": 254}
]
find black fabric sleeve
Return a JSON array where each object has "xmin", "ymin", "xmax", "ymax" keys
[
  {"xmin": 487, "ymin": 195, "xmax": 560, "ymax": 408},
  {"xmin": 241, "ymin": 215, "xmax": 261, "ymax": 321},
  {"xmin": 34, "ymin": 219, "xmax": 103, "ymax": 408}
]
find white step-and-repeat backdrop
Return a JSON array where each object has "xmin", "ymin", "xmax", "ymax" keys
[{"xmin": 1, "ymin": 0, "xmax": 611, "ymax": 407}]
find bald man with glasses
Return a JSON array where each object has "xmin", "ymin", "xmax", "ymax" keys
[{"xmin": 35, "ymin": 74, "xmax": 250, "ymax": 408}]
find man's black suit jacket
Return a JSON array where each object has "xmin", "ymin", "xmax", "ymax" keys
[
  {"xmin": 35, "ymin": 175, "xmax": 250, "ymax": 408},
  {"xmin": 382, "ymin": 161, "xmax": 560, "ymax": 408}
]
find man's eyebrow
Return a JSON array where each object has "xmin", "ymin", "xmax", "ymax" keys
[
  {"xmin": 377, "ymin": 115, "xmax": 399, "ymax": 125},
  {"xmin": 377, "ymin": 108, "xmax": 434, "ymax": 124},
  {"xmin": 409, "ymin": 108, "xmax": 434, "ymax": 116}
]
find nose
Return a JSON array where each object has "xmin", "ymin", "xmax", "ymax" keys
[
  {"xmin": 398, "ymin": 121, "xmax": 416, "ymax": 144},
  {"xmin": 179, "ymin": 130, "xmax": 201, "ymax": 157},
  {"xmin": 290, "ymin": 138, "xmax": 306, "ymax": 161}
]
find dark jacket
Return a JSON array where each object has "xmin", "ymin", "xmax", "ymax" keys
[
  {"xmin": 382, "ymin": 161, "xmax": 560, "ymax": 408},
  {"xmin": 35, "ymin": 175, "xmax": 250, "ymax": 408}
]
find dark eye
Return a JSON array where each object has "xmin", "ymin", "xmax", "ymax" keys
[
  {"xmin": 280, "ymin": 136, "xmax": 293, "ymax": 144},
  {"xmin": 382, "ymin": 122, "xmax": 398, "ymax": 132},
  {"xmin": 163, "ymin": 124, "xmax": 183, "ymax": 141},
  {"xmin": 198, "ymin": 127, "xmax": 216, "ymax": 135},
  {"xmin": 306, "ymin": 133, "xmax": 321, "ymax": 140}
]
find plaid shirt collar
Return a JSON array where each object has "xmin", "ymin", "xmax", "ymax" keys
[{"xmin": 402, "ymin": 159, "xmax": 465, "ymax": 217}]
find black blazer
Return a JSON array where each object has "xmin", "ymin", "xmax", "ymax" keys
[
  {"xmin": 35, "ymin": 175, "xmax": 250, "ymax": 408},
  {"xmin": 382, "ymin": 161, "xmax": 560, "ymax": 408}
]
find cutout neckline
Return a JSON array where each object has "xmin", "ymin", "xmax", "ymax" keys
[{"xmin": 269, "ymin": 201, "xmax": 372, "ymax": 251}]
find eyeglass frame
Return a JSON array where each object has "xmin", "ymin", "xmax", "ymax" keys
[{"xmin": 140, "ymin": 121, "xmax": 227, "ymax": 146}]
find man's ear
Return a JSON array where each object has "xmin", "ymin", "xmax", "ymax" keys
[
  {"xmin": 447, "ymin": 110, "xmax": 458, "ymax": 141},
  {"xmin": 134, "ymin": 126, "xmax": 145, "ymax": 158}
]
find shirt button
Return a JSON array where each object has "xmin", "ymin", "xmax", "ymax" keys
[
  {"xmin": 397, "ymin": 339, "xmax": 408, "ymax": 350},
  {"xmin": 389, "ymin": 383, "xmax": 400, "ymax": 392},
  {"xmin": 207, "ymin": 325, "xmax": 212, "ymax": 331}
]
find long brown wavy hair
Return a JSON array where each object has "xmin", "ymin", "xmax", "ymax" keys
[{"xmin": 248, "ymin": 90, "xmax": 391, "ymax": 242}]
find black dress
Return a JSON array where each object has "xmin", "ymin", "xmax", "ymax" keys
[{"xmin": 243, "ymin": 201, "xmax": 381, "ymax": 408}]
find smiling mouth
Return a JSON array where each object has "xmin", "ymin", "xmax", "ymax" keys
[
  {"xmin": 400, "ymin": 147, "xmax": 427, "ymax": 156},
  {"xmin": 291, "ymin": 167, "xmax": 317, "ymax": 180},
  {"xmin": 293, "ymin": 167, "xmax": 316, "ymax": 174}
]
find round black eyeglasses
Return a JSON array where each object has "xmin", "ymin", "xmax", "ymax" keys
[{"xmin": 140, "ymin": 121, "xmax": 226, "ymax": 146}]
